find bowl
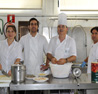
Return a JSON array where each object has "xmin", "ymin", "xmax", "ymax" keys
[{"xmin": 49, "ymin": 62, "xmax": 73, "ymax": 78}]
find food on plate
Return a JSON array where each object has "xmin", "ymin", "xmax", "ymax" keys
[
  {"xmin": 35, "ymin": 77, "xmax": 47, "ymax": 80},
  {"xmin": 39, "ymin": 73, "xmax": 47, "ymax": 76},
  {"xmin": 33, "ymin": 77, "xmax": 48, "ymax": 82},
  {"xmin": 26, "ymin": 75, "xmax": 35, "ymax": 78}
]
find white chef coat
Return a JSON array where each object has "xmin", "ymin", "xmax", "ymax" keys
[
  {"xmin": 0, "ymin": 39, "xmax": 23, "ymax": 73},
  {"xmin": 48, "ymin": 35, "xmax": 77, "ymax": 60},
  {"xmin": 87, "ymin": 42, "xmax": 98, "ymax": 73},
  {"xmin": 19, "ymin": 33, "xmax": 48, "ymax": 75}
]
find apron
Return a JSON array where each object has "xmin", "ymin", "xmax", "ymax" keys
[
  {"xmin": 54, "ymin": 38, "xmax": 68, "ymax": 60},
  {"xmin": 27, "ymin": 36, "xmax": 40, "ymax": 75},
  {"xmin": 87, "ymin": 44, "xmax": 98, "ymax": 73},
  {"xmin": 54, "ymin": 37, "xmax": 73, "ymax": 94},
  {"xmin": 87, "ymin": 47, "xmax": 93, "ymax": 73}
]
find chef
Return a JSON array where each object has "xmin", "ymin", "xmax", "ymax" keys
[
  {"xmin": 47, "ymin": 13, "xmax": 77, "ymax": 65},
  {"xmin": 0, "ymin": 24, "xmax": 23, "ymax": 76},
  {"xmin": 19, "ymin": 18, "xmax": 49, "ymax": 76},
  {"xmin": 81, "ymin": 27, "xmax": 98, "ymax": 73},
  {"xmin": 0, "ymin": 24, "xmax": 23, "ymax": 94}
]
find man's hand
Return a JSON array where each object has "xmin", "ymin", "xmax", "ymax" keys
[
  {"xmin": 0, "ymin": 64, "xmax": 2, "ymax": 70},
  {"xmin": 57, "ymin": 58, "xmax": 66, "ymax": 65},
  {"xmin": 8, "ymin": 70, "xmax": 11, "ymax": 76},
  {"xmin": 51, "ymin": 57, "xmax": 57, "ymax": 64},
  {"xmin": 40, "ymin": 64, "xmax": 49, "ymax": 71}
]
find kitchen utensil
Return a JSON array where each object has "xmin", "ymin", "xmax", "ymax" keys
[
  {"xmin": 49, "ymin": 62, "xmax": 73, "ymax": 78},
  {"xmin": 72, "ymin": 68, "xmax": 82, "ymax": 86},
  {"xmin": 1, "ymin": 69, "xmax": 9, "ymax": 77},
  {"xmin": 11, "ymin": 63, "xmax": 26, "ymax": 83},
  {"xmin": 75, "ymin": 76, "xmax": 80, "ymax": 86},
  {"xmin": 73, "ymin": 68, "xmax": 82, "ymax": 78}
]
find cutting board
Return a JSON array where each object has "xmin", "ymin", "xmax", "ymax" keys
[{"xmin": 0, "ymin": 75, "xmax": 11, "ymax": 82}]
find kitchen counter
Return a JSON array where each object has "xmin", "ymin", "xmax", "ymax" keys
[
  {"xmin": 0, "ymin": 75, "xmax": 11, "ymax": 87},
  {"xmin": 10, "ymin": 73, "xmax": 98, "ymax": 91}
]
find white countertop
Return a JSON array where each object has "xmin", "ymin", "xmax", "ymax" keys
[{"xmin": 0, "ymin": 75, "xmax": 11, "ymax": 87}]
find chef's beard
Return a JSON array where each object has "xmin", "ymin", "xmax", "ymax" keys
[
  {"xmin": 31, "ymin": 28, "xmax": 39, "ymax": 33},
  {"xmin": 31, "ymin": 29, "xmax": 37, "ymax": 33},
  {"xmin": 31, "ymin": 30, "xmax": 36, "ymax": 33}
]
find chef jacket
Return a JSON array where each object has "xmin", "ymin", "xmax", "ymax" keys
[
  {"xmin": 19, "ymin": 33, "xmax": 48, "ymax": 75},
  {"xmin": 0, "ymin": 39, "xmax": 23, "ymax": 73},
  {"xmin": 88, "ymin": 42, "xmax": 98, "ymax": 73},
  {"xmin": 48, "ymin": 35, "xmax": 77, "ymax": 60}
]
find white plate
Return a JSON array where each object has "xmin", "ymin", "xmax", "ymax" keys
[
  {"xmin": 33, "ymin": 77, "xmax": 48, "ymax": 82},
  {"xmin": 25, "ymin": 75, "xmax": 35, "ymax": 79}
]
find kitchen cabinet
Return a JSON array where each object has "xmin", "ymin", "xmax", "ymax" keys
[
  {"xmin": 18, "ymin": 21, "xmax": 29, "ymax": 40},
  {"xmin": 18, "ymin": 26, "xmax": 29, "ymax": 40}
]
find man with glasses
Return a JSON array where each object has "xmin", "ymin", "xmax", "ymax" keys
[{"xmin": 19, "ymin": 18, "xmax": 49, "ymax": 76}]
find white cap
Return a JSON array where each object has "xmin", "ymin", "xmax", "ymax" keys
[{"xmin": 58, "ymin": 13, "xmax": 67, "ymax": 26}]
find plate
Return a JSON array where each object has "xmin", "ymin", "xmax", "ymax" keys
[
  {"xmin": 25, "ymin": 75, "xmax": 35, "ymax": 79},
  {"xmin": 33, "ymin": 77, "xmax": 48, "ymax": 82},
  {"xmin": 38, "ymin": 73, "xmax": 48, "ymax": 77}
]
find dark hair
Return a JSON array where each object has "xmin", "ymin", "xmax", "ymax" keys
[
  {"xmin": 6, "ymin": 25, "xmax": 17, "ymax": 41},
  {"xmin": 6, "ymin": 25, "xmax": 16, "ymax": 33},
  {"xmin": 28, "ymin": 18, "xmax": 39, "ymax": 27},
  {"xmin": 90, "ymin": 26, "xmax": 98, "ymax": 33}
]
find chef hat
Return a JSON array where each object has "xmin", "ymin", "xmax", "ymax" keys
[{"xmin": 58, "ymin": 13, "xmax": 67, "ymax": 26}]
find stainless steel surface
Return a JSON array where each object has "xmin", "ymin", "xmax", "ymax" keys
[
  {"xmin": 72, "ymin": 63, "xmax": 87, "ymax": 73},
  {"xmin": 11, "ymin": 64, "xmax": 26, "ymax": 83},
  {"xmin": 1, "ymin": 69, "xmax": 9, "ymax": 77},
  {"xmin": 10, "ymin": 73, "xmax": 98, "ymax": 91},
  {"xmin": 87, "ymin": 90, "xmax": 98, "ymax": 94}
]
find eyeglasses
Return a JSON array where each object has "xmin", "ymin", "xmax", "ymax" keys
[
  {"xmin": 92, "ymin": 32, "xmax": 98, "ymax": 35},
  {"xmin": 30, "ymin": 23, "xmax": 37, "ymax": 26}
]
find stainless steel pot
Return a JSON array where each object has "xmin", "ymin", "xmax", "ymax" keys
[{"xmin": 11, "ymin": 63, "xmax": 26, "ymax": 83}]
